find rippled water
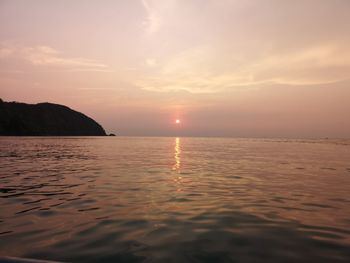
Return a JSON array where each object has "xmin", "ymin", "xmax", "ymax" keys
[{"xmin": 1, "ymin": 137, "xmax": 350, "ymax": 262}]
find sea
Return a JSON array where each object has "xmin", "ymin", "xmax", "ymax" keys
[{"xmin": 0, "ymin": 137, "xmax": 350, "ymax": 262}]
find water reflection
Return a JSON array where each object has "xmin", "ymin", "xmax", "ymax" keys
[
  {"xmin": 1, "ymin": 137, "xmax": 350, "ymax": 262},
  {"xmin": 172, "ymin": 137, "xmax": 181, "ymax": 171}
]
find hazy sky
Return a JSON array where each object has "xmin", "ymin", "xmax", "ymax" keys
[{"xmin": 1, "ymin": 0, "xmax": 350, "ymax": 137}]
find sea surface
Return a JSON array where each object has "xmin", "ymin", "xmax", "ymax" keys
[{"xmin": 0, "ymin": 137, "xmax": 350, "ymax": 262}]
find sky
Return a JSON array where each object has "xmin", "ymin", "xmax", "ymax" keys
[{"xmin": 1, "ymin": 0, "xmax": 350, "ymax": 137}]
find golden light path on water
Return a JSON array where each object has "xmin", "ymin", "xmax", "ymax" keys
[{"xmin": 173, "ymin": 137, "xmax": 181, "ymax": 171}]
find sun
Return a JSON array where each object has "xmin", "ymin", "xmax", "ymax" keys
[{"xmin": 175, "ymin": 119, "xmax": 180, "ymax": 124}]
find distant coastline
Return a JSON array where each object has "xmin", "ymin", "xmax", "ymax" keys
[{"xmin": 0, "ymin": 99, "xmax": 107, "ymax": 136}]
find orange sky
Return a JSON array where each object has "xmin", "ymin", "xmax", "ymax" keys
[{"xmin": 1, "ymin": 0, "xmax": 350, "ymax": 137}]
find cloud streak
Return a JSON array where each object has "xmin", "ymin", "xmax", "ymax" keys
[
  {"xmin": 138, "ymin": 44, "xmax": 350, "ymax": 93},
  {"xmin": 0, "ymin": 44, "xmax": 109, "ymax": 72}
]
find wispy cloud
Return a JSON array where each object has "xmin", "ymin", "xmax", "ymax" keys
[
  {"xmin": 145, "ymin": 58, "xmax": 157, "ymax": 67},
  {"xmin": 141, "ymin": 0, "xmax": 175, "ymax": 34},
  {"xmin": 137, "ymin": 44, "xmax": 350, "ymax": 93},
  {"xmin": 0, "ymin": 44, "xmax": 109, "ymax": 72},
  {"xmin": 141, "ymin": 0, "xmax": 161, "ymax": 34}
]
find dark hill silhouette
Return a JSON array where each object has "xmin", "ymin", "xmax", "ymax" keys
[{"xmin": 0, "ymin": 100, "xmax": 106, "ymax": 136}]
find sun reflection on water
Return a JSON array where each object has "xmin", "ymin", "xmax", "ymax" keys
[{"xmin": 173, "ymin": 137, "xmax": 181, "ymax": 171}]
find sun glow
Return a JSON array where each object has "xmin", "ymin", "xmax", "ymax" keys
[{"xmin": 175, "ymin": 119, "xmax": 180, "ymax": 124}]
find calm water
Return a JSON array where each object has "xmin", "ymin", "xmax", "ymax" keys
[{"xmin": 1, "ymin": 137, "xmax": 350, "ymax": 262}]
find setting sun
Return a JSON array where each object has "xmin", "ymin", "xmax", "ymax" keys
[{"xmin": 175, "ymin": 119, "xmax": 181, "ymax": 124}]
